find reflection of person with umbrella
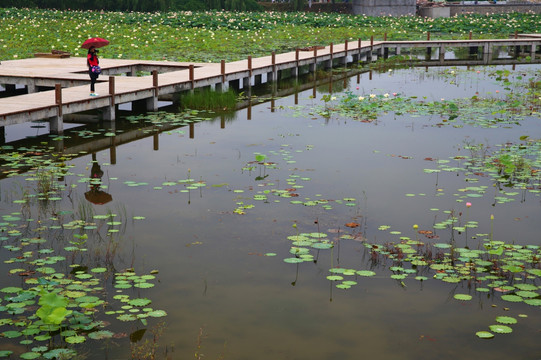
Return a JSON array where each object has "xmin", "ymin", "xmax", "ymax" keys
[
  {"xmin": 85, "ymin": 153, "xmax": 112, "ymax": 205},
  {"xmin": 81, "ymin": 37, "xmax": 109, "ymax": 97}
]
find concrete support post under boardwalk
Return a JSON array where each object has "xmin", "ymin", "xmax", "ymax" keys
[
  {"xmin": 50, "ymin": 84, "xmax": 63, "ymax": 134},
  {"xmin": 27, "ymin": 83, "xmax": 36, "ymax": 94},
  {"xmin": 439, "ymin": 45, "xmax": 445, "ymax": 64},
  {"xmin": 146, "ymin": 70, "xmax": 159, "ymax": 112},
  {"xmin": 483, "ymin": 43, "xmax": 493, "ymax": 63},
  {"xmin": 102, "ymin": 76, "xmax": 116, "ymax": 121}
]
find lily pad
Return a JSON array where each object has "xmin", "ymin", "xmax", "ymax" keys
[
  {"xmin": 489, "ymin": 324, "xmax": 513, "ymax": 334},
  {"xmin": 475, "ymin": 331, "xmax": 494, "ymax": 339},
  {"xmin": 500, "ymin": 295, "xmax": 523, "ymax": 303},
  {"xmin": 283, "ymin": 258, "xmax": 303, "ymax": 264},
  {"xmin": 495, "ymin": 316, "xmax": 517, "ymax": 324}
]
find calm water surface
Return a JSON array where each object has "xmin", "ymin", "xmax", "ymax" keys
[{"xmin": 1, "ymin": 64, "xmax": 540, "ymax": 359}]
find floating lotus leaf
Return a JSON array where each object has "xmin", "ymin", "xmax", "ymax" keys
[
  {"xmin": 290, "ymin": 247, "xmax": 309, "ymax": 255},
  {"xmin": 114, "ymin": 283, "xmax": 132, "ymax": 289},
  {"xmin": 500, "ymin": 295, "xmax": 523, "ymax": 302},
  {"xmin": 524, "ymin": 299, "xmax": 541, "ymax": 306},
  {"xmin": 91, "ymin": 267, "xmax": 107, "ymax": 273},
  {"xmin": 311, "ymin": 242, "xmax": 333, "ymax": 249},
  {"xmin": 1, "ymin": 330, "xmax": 22, "ymax": 338},
  {"xmin": 454, "ymin": 294, "xmax": 472, "ymax": 301},
  {"xmin": 0, "ymin": 351, "xmax": 13, "ymax": 358},
  {"xmin": 329, "ymin": 268, "xmax": 345, "ymax": 274},
  {"xmin": 34, "ymin": 334, "xmax": 51, "ymax": 341},
  {"xmin": 415, "ymin": 276, "xmax": 428, "ymax": 281},
  {"xmin": 475, "ymin": 331, "xmax": 494, "ymax": 339},
  {"xmin": 117, "ymin": 314, "xmax": 137, "ymax": 321},
  {"xmin": 0, "ymin": 287, "xmax": 22, "ymax": 294},
  {"xmin": 515, "ymin": 290, "xmax": 538, "ymax": 298},
  {"xmin": 336, "ymin": 284, "xmax": 351, "ymax": 289},
  {"xmin": 134, "ymin": 282, "xmax": 154, "ymax": 289},
  {"xmin": 513, "ymin": 283, "xmax": 538, "ymax": 291},
  {"xmin": 527, "ymin": 269, "xmax": 541, "ymax": 277},
  {"xmin": 496, "ymin": 316, "xmax": 517, "ymax": 324},
  {"xmin": 42, "ymin": 349, "xmax": 76, "ymax": 359},
  {"xmin": 489, "ymin": 324, "xmax": 513, "ymax": 334},
  {"xmin": 356, "ymin": 270, "xmax": 376, "ymax": 277},
  {"xmin": 65, "ymin": 335, "xmax": 86, "ymax": 344},
  {"xmin": 283, "ymin": 257, "xmax": 303, "ymax": 264},
  {"xmin": 391, "ymin": 274, "xmax": 407, "ymax": 280},
  {"xmin": 287, "ymin": 235, "xmax": 308, "ymax": 242},
  {"xmin": 87, "ymin": 330, "xmax": 115, "ymax": 340},
  {"xmin": 147, "ymin": 310, "xmax": 167, "ymax": 317},
  {"xmin": 342, "ymin": 281, "xmax": 357, "ymax": 286},
  {"xmin": 128, "ymin": 298, "xmax": 152, "ymax": 307},
  {"xmin": 476, "ymin": 287, "xmax": 490, "ymax": 292},
  {"xmin": 326, "ymin": 275, "xmax": 344, "ymax": 281},
  {"xmin": 20, "ymin": 352, "xmax": 40, "ymax": 359},
  {"xmin": 309, "ymin": 232, "xmax": 327, "ymax": 238},
  {"xmin": 433, "ymin": 243, "xmax": 452, "ymax": 249},
  {"xmin": 76, "ymin": 296, "xmax": 100, "ymax": 303}
]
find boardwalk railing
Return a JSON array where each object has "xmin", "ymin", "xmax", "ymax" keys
[{"xmin": 1, "ymin": 35, "xmax": 540, "ymax": 134}]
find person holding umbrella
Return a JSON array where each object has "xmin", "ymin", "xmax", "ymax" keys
[
  {"xmin": 87, "ymin": 46, "xmax": 100, "ymax": 96},
  {"xmin": 81, "ymin": 37, "xmax": 109, "ymax": 96}
]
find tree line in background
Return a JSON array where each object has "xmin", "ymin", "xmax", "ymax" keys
[
  {"xmin": 1, "ymin": 0, "xmax": 256, "ymax": 11},
  {"xmin": 1, "ymin": 0, "xmax": 309, "ymax": 11}
]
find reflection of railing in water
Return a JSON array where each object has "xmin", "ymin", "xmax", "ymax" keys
[
  {"xmin": 0, "ymin": 68, "xmax": 366, "ymax": 179},
  {"xmin": 0, "ymin": 53, "xmax": 537, "ymax": 181}
]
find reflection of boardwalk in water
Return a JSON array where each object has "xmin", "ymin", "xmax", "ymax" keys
[
  {"xmin": 1, "ymin": 35, "xmax": 540, "ymax": 133},
  {"xmin": 0, "ymin": 65, "xmax": 364, "ymax": 181}
]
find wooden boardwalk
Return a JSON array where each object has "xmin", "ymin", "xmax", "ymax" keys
[{"xmin": 1, "ymin": 35, "xmax": 540, "ymax": 134}]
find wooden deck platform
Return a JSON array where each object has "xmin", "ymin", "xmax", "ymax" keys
[{"xmin": 1, "ymin": 35, "xmax": 540, "ymax": 134}]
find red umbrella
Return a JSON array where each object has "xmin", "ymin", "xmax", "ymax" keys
[
  {"xmin": 85, "ymin": 190, "xmax": 112, "ymax": 205},
  {"xmin": 81, "ymin": 37, "xmax": 109, "ymax": 49}
]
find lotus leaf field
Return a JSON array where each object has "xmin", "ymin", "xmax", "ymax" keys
[
  {"xmin": 1, "ymin": 8, "xmax": 541, "ymax": 61},
  {"xmin": 1, "ymin": 7, "xmax": 541, "ymax": 360}
]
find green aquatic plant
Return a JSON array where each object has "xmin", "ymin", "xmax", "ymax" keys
[{"xmin": 180, "ymin": 89, "xmax": 238, "ymax": 111}]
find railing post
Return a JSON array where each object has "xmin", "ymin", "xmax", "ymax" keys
[
  {"xmin": 152, "ymin": 70, "xmax": 158, "ymax": 88},
  {"xmin": 55, "ymin": 84, "xmax": 62, "ymax": 117},
  {"xmin": 50, "ymin": 83, "xmax": 63, "ymax": 134},
  {"xmin": 109, "ymin": 76, "xmax": 115, "ymax": 106},
  {"xmin": 344, "ymin": 39, "xmax": 348, "ymax": 52},
  {"xmin": 189, "ymin": 64, "xmax": 194, "ymax": 89},
  {"xmin": 327, "ymin": 42, "xmax": 334, "ymax": 69},
  {"xmin": 248, "ymin": 56, "xmax": 252, "ymax": 76},
  {"xmin": 369, "ymin": 36, "xmax": 374, "ymax": 62},
  {"xmin": 221, "ymin": 60, "xmax": 225, "ymax": 83},
  {"xmin": 427, "ymin": 32, "xmax": 431, "ymax": 41},
  {"xmin": 384, "ymin": 33, "xmax": 387, "ymax": 41},
  {"xmin": 469, "ymin": 31, "xmax": 472, "ymax": 40}
]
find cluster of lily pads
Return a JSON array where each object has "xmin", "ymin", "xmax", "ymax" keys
[
  {"xmin": 311, "ymin": 68, "xmax": 540, "ymax": 128},
  {"xmin": 0, "ymin": 147, "xmax": 167, "ymax": 358},
  {"xmin": 0, "ymin": 229, "xmax": 166, "ymax": 359}
]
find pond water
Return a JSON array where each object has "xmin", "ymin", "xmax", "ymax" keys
[{"xmin": 0, "ymin": 63, "xmax": 540, "ymax": 360}]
